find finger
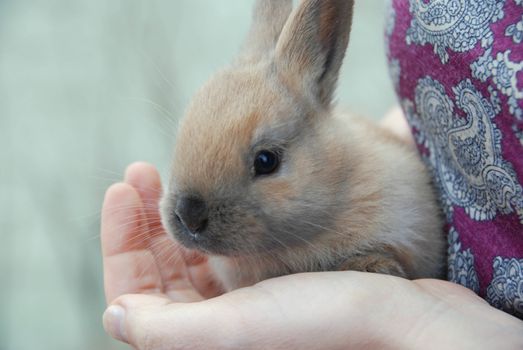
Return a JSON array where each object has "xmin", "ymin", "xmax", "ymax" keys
[
  {"xmin": 124, "ymin": 162, "xmax": 163, "ymax": 234},
  {"xmin": 123, "ymin": 162, "xmax": 198, "ymax": 295},
  {"xmin": 103, "ymin": 294, "xmax": 172, "ymax": 345},
  {"xmin": 183, "ymin": 249, "xmax": 225, "ymax": 298},
  {"xmin": 101, "ymin": 183, "xmax": 163, "ymax": 303},
  {"xmin": 381, "ymin": 105, "xmax": 415, "ymax": 146},
  {"xmin": 101, "ymin": 183, "xmax": 151, "ymax": 255},
  {"xmin": 104, "ymin": 294, "xmax": 236, "ymax": 349}
]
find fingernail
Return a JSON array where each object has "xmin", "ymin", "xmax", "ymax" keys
[{"xmin": 103, "ymin": 305, "xmax": 128, "ymax": 343}]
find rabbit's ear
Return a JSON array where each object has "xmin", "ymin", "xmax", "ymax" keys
[
  {"xmin": 238, "ymin": 0, "xmax": 293, "ymax": 63},
  {"xmin": 275, "ymin": 0, "xmax": 354, "ymax": 107}
]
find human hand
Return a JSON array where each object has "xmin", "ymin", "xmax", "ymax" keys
[
  {"xmin": 101, "ymin": 162, "xmax": 224, "ymax": 305},
  {"xmin": 101, "ymin": 162, "xmax": 523, "ymax": 350},
  {"xmin": 380, "ymin": 105, "xmax": 415, "ymax": 146}
]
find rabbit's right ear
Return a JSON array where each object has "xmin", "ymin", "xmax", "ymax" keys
[{"xmin": 238, "ymin": 0, "xmax": 293, "ymax": 63}]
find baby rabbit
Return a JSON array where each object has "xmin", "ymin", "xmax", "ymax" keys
[{"xmin": 161, "ymin": 0, "xmax": 445, "ymax": 291}]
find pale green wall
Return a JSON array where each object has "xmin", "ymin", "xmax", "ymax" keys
[{"xmin": 0, "ymin": 1, "xmax": 395, "ymax": 349}]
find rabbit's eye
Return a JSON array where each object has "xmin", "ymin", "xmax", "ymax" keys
[{"xmin": 254, "ymin": 150, "xmax": 280, "ymax": 176}]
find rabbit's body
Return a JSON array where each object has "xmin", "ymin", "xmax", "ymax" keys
[{"xmin": 161, "ymin": 0, "xmax": 445, "ymax": 292}]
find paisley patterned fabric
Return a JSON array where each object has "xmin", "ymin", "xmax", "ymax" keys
[
  {"xmin": 387, "ymin": 0, "xmax": 523, "ymax": 318},
  {"xmin": 447, "ymin": 227, "xmax": 480, "ymax": 292}
]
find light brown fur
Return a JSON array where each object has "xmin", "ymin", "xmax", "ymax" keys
[{"xmin": 161, "ymin": 0, "xmax": 445, "ymax": 291}]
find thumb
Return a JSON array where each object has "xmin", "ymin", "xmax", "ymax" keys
[{"xmin": 102, "ymin": 294, "xmax": 240, "ymax": 350}]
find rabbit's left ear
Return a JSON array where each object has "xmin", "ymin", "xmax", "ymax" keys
[
  {"xmin": 238, "ymin": 0, "xmax": 293, "ymax": 63},
  {"xmin": 275, "ymin": 0, "xmax": 354, "ymax": 107}
]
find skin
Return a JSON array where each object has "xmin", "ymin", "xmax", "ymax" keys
[{"xmin": 101, "ymin": 137, "xmax": 523, "ymax": 349}]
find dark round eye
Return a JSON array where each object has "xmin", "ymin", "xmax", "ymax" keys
[{"xmin": 254, "ymin": 150, "xmax": 280, "ymax": 176}]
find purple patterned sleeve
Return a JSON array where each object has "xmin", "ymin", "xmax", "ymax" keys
[{"xmin": 386, "ymin": 0, "xmax": 523, "ymax": 318}]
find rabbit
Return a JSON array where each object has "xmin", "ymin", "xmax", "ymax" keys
[{"xmin": 160, "ymin": 0, "xmax": 445, "ymax": 292}]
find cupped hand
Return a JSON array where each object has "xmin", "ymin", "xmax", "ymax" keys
[
  {"xmin": 101, "ymin": 162, "xmax": 223, "ymax": 306},
  {"xmin": 101, "ymin": 163, "xmax": 523, "ymax": 350}
]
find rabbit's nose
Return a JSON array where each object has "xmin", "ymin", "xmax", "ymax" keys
[{"xmin": 175, "ymin": 195, "xmax": 209, "ymax": 235}]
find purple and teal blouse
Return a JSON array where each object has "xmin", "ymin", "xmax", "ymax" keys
[{"xmin": 387, "ymin": 0, "xmax": 523, "ymax": 318}]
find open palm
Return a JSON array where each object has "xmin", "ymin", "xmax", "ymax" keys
[{"xmin": 101, "ymin": 162, "xmax": 221, "ymax": 304}]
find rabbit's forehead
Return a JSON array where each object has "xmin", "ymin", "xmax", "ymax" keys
[{"xmin": 181, "ymin": 69, "xmax": 300, "ymax": 143}]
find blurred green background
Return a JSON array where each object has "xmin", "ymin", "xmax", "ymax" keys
[{"xmin": 0, "ymin": 1, "xmax": 395, "ymax": 349}]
